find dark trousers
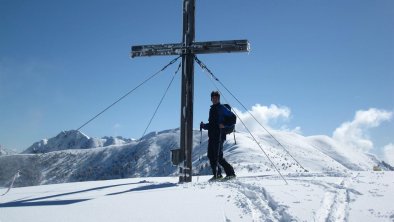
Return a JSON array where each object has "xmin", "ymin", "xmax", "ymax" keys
[{"xmin": 207, "ymin": 138, "xmax": 235, "ymax": 177}]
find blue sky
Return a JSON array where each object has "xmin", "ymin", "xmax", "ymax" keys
[{"xmin": 1, "ymin": 0, "xmax": 393, "ymax": 158}]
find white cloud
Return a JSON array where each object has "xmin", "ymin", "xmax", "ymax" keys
[
  {"xmin": 332, "ymin": 108, "xmax": 393, "ymax": 152},
  {"xmin": 383, "ymin": 143, "xmax": 394, "ymax": 166},
  {"xmin": 234, "ymin": 104, "xmax": 296, "ymax": 132}
]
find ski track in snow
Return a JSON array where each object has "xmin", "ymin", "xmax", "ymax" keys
[
  {"xmin": 207, "ymin": 173, "xmax": 366, "ymax": 222},
  {"xmin": 313, "ymin": 176, "xmax": 351, "ymax": 222},
  {"xmin": 287, "ymin": 173, "xmax": 363, "ymax": 222},
  {"xmin": 209, "ymin": 177, "xmax": 294, "ymax": 222}
]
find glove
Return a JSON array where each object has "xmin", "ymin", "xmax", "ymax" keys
[{"xmin": 200, "ymin": 121, "xmax": 204, "ymax": 131}]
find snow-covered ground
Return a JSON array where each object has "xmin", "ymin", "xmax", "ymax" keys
[
  {"xmin": 1, "ymin": 129, "xmax": 393, "ymax": 221},
  {"xmin": 1, "ymin": 171, "xmax": 393, "ymax": 222}
]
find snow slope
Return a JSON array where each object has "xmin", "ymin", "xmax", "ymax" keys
[
  {"xmin": 0, "ymin": 147, "xmax": 16, "ymax": 156},
  {"xmin": 0, "ymin": 171, "xmax": 393, "ymax": 222},
  {"xmin": 0, "ymin": 129, "xmax": 389, "ymax": 188}
]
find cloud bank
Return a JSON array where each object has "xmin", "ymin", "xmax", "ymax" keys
[
  {"xmin": 234, "ymin": 104, "xmax": 295, "ymax": 132},
  {"xmin": 383, "ymin": 143, "xmax": 394, "ymax": 166},
  {"xmin": 332, "ymin": 108, "xmax": 392, "ymax": 152},
  {"xmin": 234, "ymin": 104, "xmax": 393, "ymax": 165}
]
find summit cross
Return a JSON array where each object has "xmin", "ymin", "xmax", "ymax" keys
[{"xmin": 131, "ymin": 0, "xmax": 250, "ymax": 182}]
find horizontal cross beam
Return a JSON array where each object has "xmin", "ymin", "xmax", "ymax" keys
[{"xmin": 131, "ymin": 40, "xmax": 250, "ymax": 58}]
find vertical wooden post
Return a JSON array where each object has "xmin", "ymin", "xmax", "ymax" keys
[
  {"xmin": 179, "ymin": 0, "xmax": 195, "ymax": 182},
  {"xmin": 131, "ymin": 0, "xmax": 249, "ymax": 183}
]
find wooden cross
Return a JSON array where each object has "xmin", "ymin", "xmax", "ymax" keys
[{"xmin": 131, "ymin": 0, "xmax": 249, "ymax": 182}]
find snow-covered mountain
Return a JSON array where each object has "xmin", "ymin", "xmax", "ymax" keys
[
  {"xmin": 0, "ymin": 146, "xmax": 16, "ymax": 156},
  {"xmin": 0, "ymin": 148, "xmax": 8, "ymax": 156},
  {"xmin": 0, "ymin": 128, "xmax": 390, "ymax": 188},
  {"xmin": 22, "ymin": 130, "xmax": 133, "ymax": 154}
]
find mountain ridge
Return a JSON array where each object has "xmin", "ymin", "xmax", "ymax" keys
[{"xmin": 0, "ymin": 128, "xmax": 391, "ymax": 188}]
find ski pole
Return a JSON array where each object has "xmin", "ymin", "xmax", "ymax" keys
[
  {"xmin": 199, "ymin": 121, "xmax": 203, "ymax": 145},
  {"xmin": 200, "ymin": 129, "xmax": 202, "ymax": 145},
  {"xmin": 233, "ymin": 129, "xmax": 237, "ymax": 144},
  {"xmin": 216, "ymin": 129, "xmax": 222, "ymax": 178},
  {"xmin": 1, "ymin": 170, "xmax": 20, "ymax": 196}
]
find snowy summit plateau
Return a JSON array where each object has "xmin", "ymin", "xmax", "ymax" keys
[{"xmin": 0, "ymin": 129, "xmax": 393, "ymax": 221}]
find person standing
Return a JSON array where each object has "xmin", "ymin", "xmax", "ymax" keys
[{"xmin": 200, "ymin": 91, "xmax": 236, "ymax": 181}]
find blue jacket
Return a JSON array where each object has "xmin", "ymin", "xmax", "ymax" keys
[{"xmin": 202, "ymin": 103, "xmax": 232, "ymax": 141}]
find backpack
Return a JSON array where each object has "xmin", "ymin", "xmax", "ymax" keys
[{"xmin": 221, "ymin": 104, "xmax": 237, "ymax": 135}]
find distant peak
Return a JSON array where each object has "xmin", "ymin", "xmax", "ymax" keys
[{"xmin": 56, "ymin": 130, "xmax": 90, "ymax": 139}]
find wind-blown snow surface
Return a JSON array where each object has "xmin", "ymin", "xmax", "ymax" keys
[{"xmin": 1, "ymin": 172, "xmax": 393, "ymax": 222}]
